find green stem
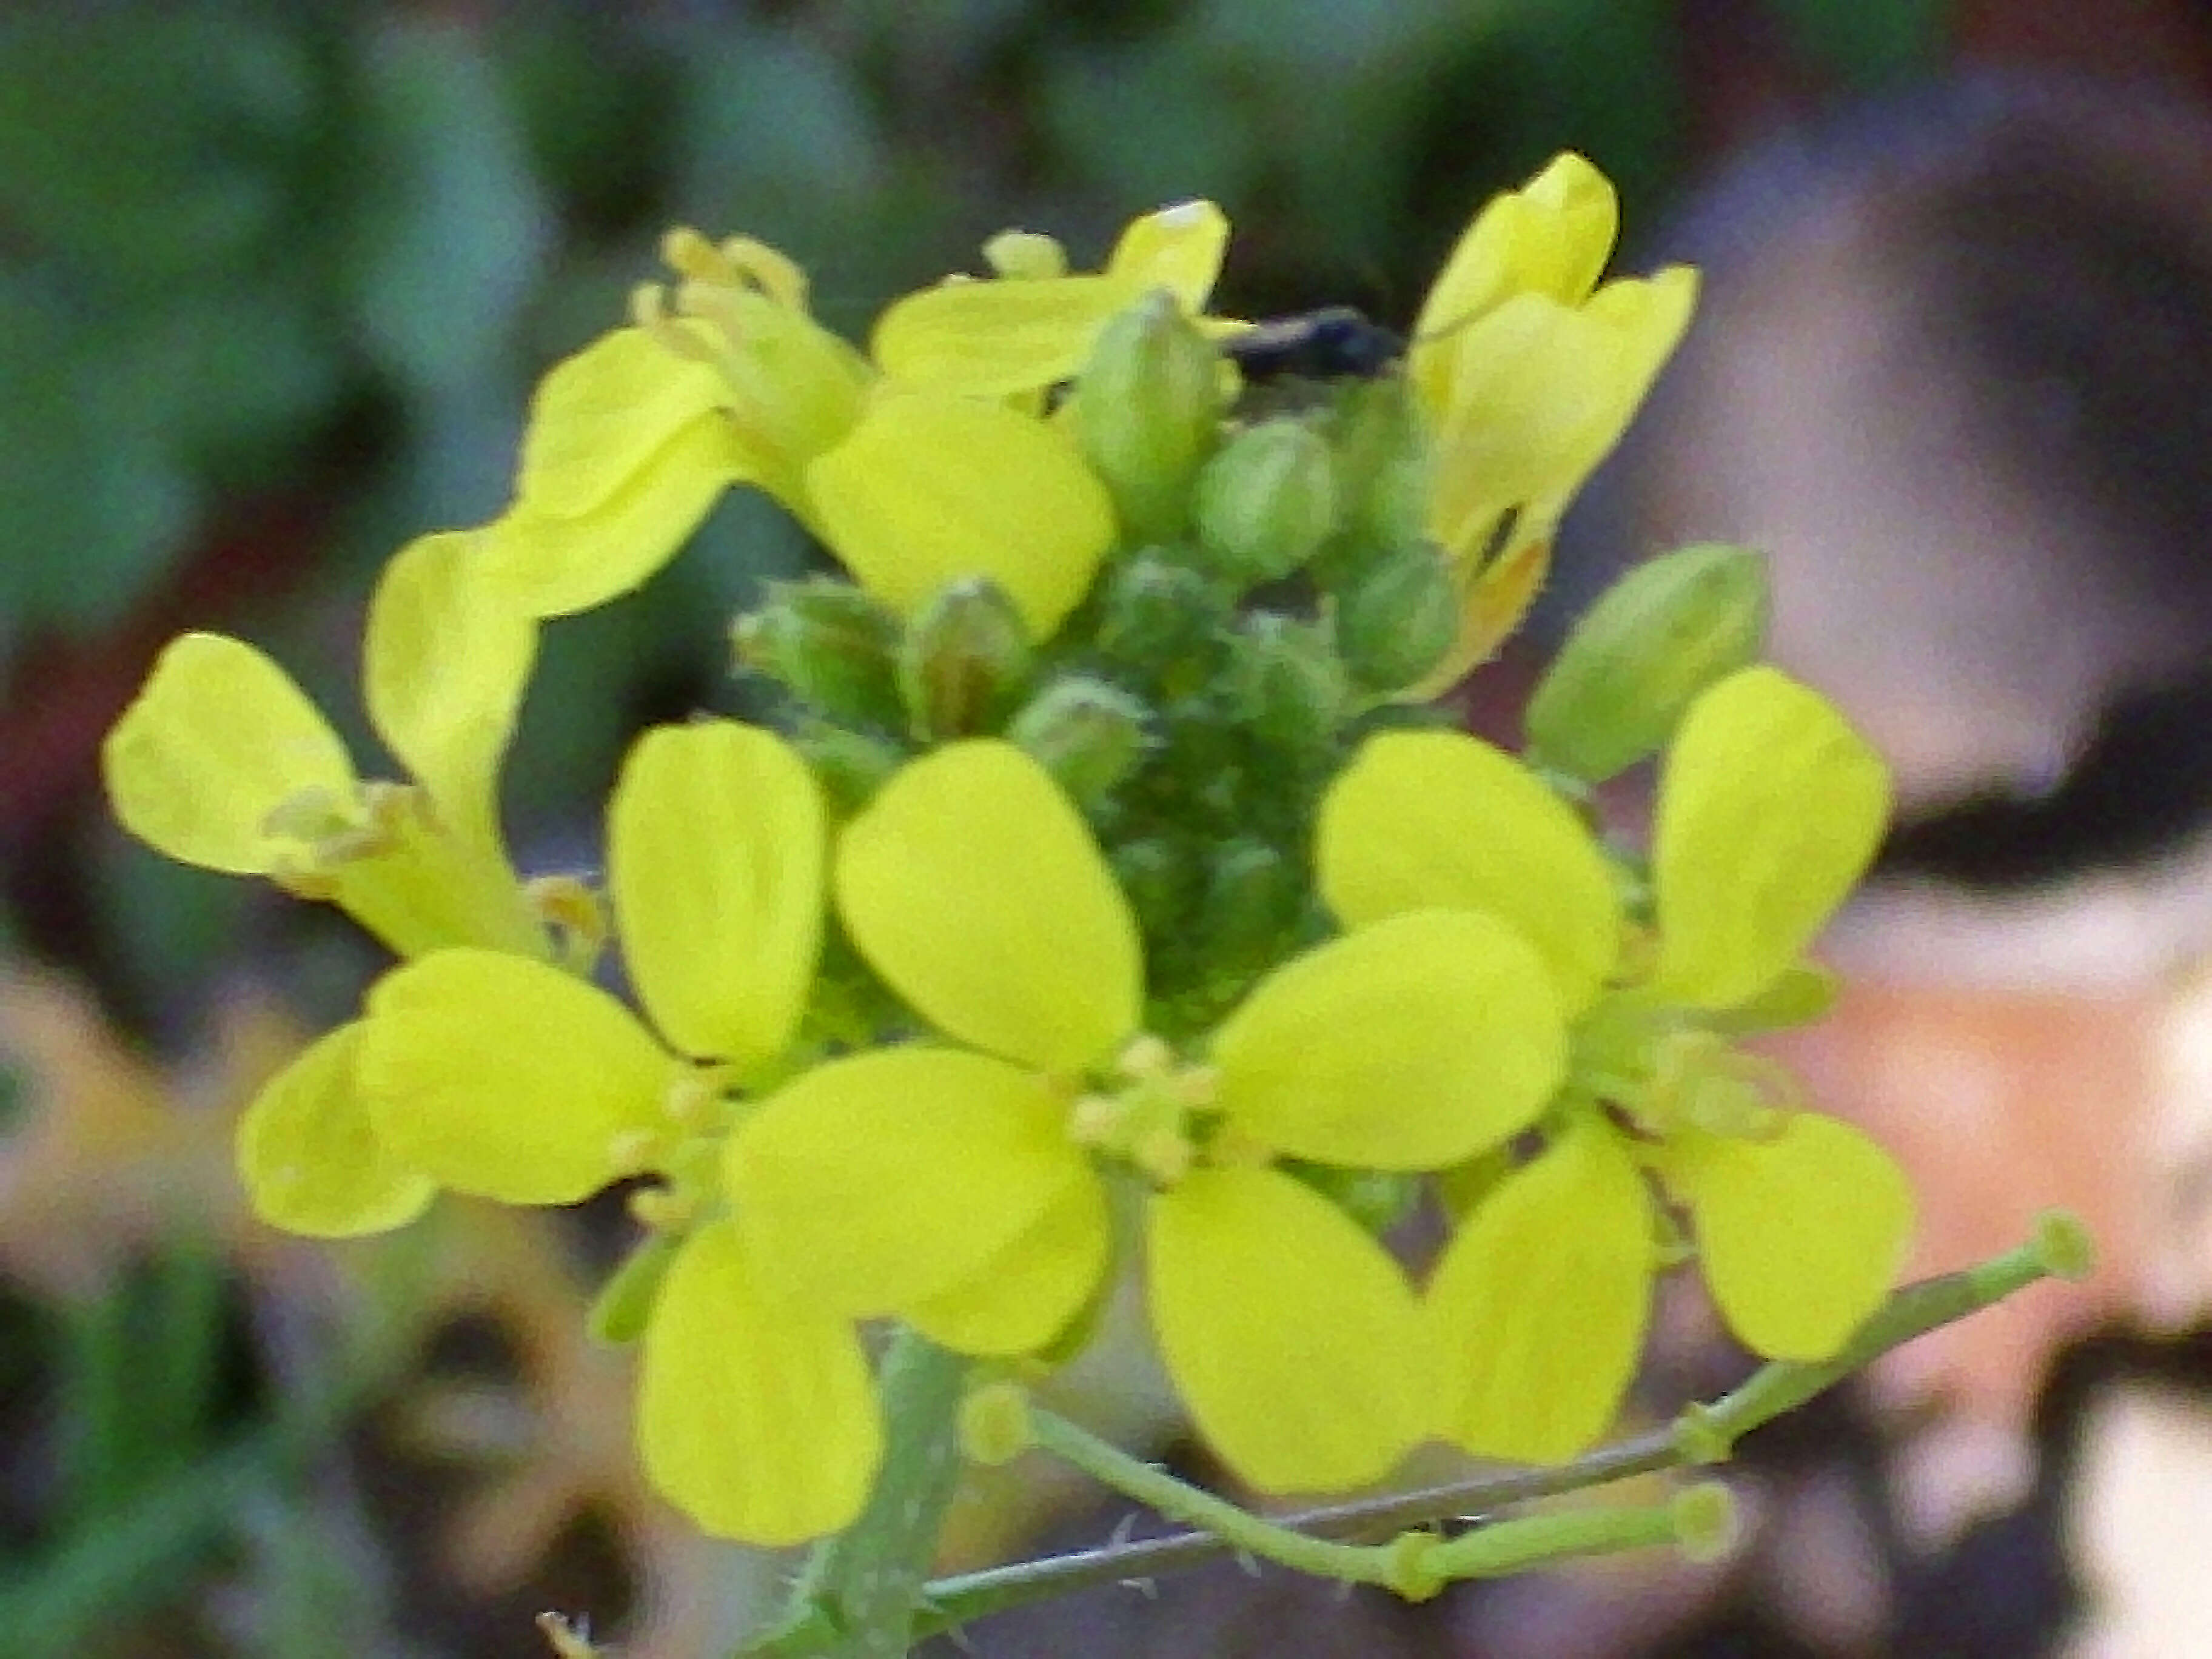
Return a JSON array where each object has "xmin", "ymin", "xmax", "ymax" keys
[
  {"xmin": 762, "ymin": 1329, "xmax": 969, "ymax": 1658},
  {"xmin": 736, "ymin": 1216, "xmax": 2087, "ymax": 1655}
]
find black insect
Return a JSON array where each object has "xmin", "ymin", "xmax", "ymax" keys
[{"xmin": 1221, "ymin": 306, "xmax": 1407, "ymax": 383}]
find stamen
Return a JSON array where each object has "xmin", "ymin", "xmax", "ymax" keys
[{"xmin": 661, "ymin": 225, "xmax": 734, "ymax": 286}]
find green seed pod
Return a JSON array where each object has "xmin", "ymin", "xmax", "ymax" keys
[
  {"xmin": 731, "ymin": 578, "xmax": 903, "ymax": 729},
  {"xmin": 1193, "ymin": 418, "xmax": 1338, "ymax": 586},
  {"xmin": 896, "ymin": 577, "xmax": 1034, "ymax": 741},
  {"xmin": 1005, "ymin": 676, "xmax": 1154, "ymax": 808},
  {"xmin": 1526, "ymin": 543, "xmax": 1771, "ymax": 783},
  {"xmin": 1336, "ymin": 541, "xmax": 1459, "ymax": 694},
  {"xmin": 1076, "ymin": 290, "xmax": 1224, "ymax": 543}
]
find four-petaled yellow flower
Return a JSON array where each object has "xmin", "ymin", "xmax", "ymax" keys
[
  {"xmin": 103, "ymin": 531, "xmax": 548, "ymax": 1238},
  {"xmin": 477, "ymin": 230, "xmax": 1117, "ymax": 640},
  {"xmin": 354, "ymin": 717, "xmax": 870, "ymax": 1546},
  {"xmin": 725, "ymin": 739, "xmax": 1564, "ymax": 1495},
  {"xmin": 1318, "ymin": 665, "xmax": 1911, "ymax": 1462}
]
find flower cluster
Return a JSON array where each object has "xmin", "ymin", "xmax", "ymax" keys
[{"xmin": 104, "ymin": 154, "xmax": 1911, "ymax": 1550}]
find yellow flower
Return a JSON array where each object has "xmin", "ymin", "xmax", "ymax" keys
[
  {"xmin": 870, "ymin": 200, "xmax": 1233, "ymax": 396},
  {"xmin": 1318, "ymin": 665, "xmax": 1911, "ymax": 1462},
  {"xmin": 725, "ymin": 739, "xmax": 1566, "ymax": 1494},
  {"xmin": 354, "ymin": 719, "xmax": 871, "ymax": 1543},
  {"xmin": 1405, "ymin": 153, "xmax": 1699, "ymax": 687},
  {"xmin": 478, "ymin": 231, "xmax": 1114, "ymax": 639},
  {"xmin": 105, "ymin": 533, "xmax": 549, "ymax": 1240}
]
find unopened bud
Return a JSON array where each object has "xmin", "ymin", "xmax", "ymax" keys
[
  {"xmin": 1526, "ymin": 543, "xmax": 1769, "ymax": 783},
  {"xmin": 1077, "ymin": 291, "xmax": 1224, "ymax": 543},
  {"xmin": 733, "ymin": 579, "xmax": 902, "ymax": 728},
  {"xmin": 897, "ymin": 577, "xmax": 1034, "ymax": 740},
  {"xmin": 587, "ymin": 1230, "xmax": 680, "ymax": 1347},
  {"xmin": 1198, "ymin": 837, "xmax": 1304, "ymax": 973},
  {"xmin": 1336, "ymin": 543, "xmax": 1458, "ymax": 693},
  {"xmin": 1221, "ymin": 613, "xmax": 1347, "ymax": 752},
  {"xmin": 1111, "ymin": 836, "xmax": 1202, "ymax": 943},
  {"xmin": 1330, "ymin": 377, "xmax": 1434, "ymax": 553},
  {"xmin": 1006, "ymin": 677, "xmax": 1153, "ymax": 808},
  {"xmin": 791, "ymin": 725, "xmax": 906, "ymax": 813},
  {"xmin": 1194, "ymin": 418, "xmax": 1338, "ymax": 586},
  {"xmin": 1091, "ymin": 548, "xmax": 1233, "ymax": 679}
]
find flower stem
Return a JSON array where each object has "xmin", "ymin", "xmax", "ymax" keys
[{"xmin": 752, "ymin": 1329, "xmax": 968, "ymax": 1658}]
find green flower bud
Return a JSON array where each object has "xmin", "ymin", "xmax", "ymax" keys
[
  {"xmin": 1525, "ymin": 543, "xmax": 1770, "ymax": 783},
  {"xmin": 1336, "ymin": 542, "xmax": 1459, "ymax": 693},
  {"xmin": 791, "ymin": 724, "xmax": 907, "ymax": 814},
  {"xmin": 732, "ymin": 578, "xmax": 902, "ymax": 728},
  {"xmin": 1076, "ymin": 290, "xmax": 1224, "ymax": 543},
  {"xmin": 897, "ymin": 577, "xmax": 1034, "ymax": 741},
  {"xmin": 1197, "ymin": 836, "xmax": 1304, "ymax": 972},
  {"xmin": 1110, "ymin": 835, "xmax": 1202, "ymax": 943},
  {"xmin": 1285, "ymin": 1161, "xmax": 1420, "ymax": 1239},
  {"xmin": 1005, "ymin": 676, "xmax": 1153, "ymax": 808},
  {"xmin": 1221, "ymin": 612, "xmax": 1347, "ymax": 753},
  {"xmin": 1091, "ymin": 548, "xmax": 1233, "ymax": 684},
  {"xmin": 587, "ymin": 1230, "xmax": 680, "ymax": 1347},
  {"xmin": 1193, "ymin": 418, "xmax": 1338, "ymax": 585},
  {"xmin": 1329, "ymin": 377, "xmax": 1434, "ymax": 554}
]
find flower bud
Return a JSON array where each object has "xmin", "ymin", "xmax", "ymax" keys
[
  {"xmin": 1091, "ymin": 547, "xmax": 1233, "ymax": 680},
  {"xmin": 1525, "ymin": 543, "xmax": 1769, "ymax": 783},
  {"xmin": 731, "ymin": 578, "xmax": 902, "ymax": 729},
  {"xmin": 1196, "ymin": 836, "xmax": 1304, "ymax": 975},
  {"xmin": 791, "ymin": 725, "xmax": 907, "ymax": 814},
  {"xmin": 1336, "ymin": 543, "xmax": 1458, "ymax": 693},
  {"xmin": 1329, "ymin": 377, "xmax": 1433, "ymax": 554},
  {"xmin": 1221, "ymin": 612, "xmax": 1347, "ymax": 754},
  {"xmin": 897, "ymin": 577, "xmax": 1034, "ymax": 740},
  {"xmin": 1076, "ymin": 290, "xmax": 1223, "ymax": 543},
  {"xmin": 1111, "ymin": 835, "xmax": 1202, "ymax": 945},
  {"xmin": 1005, "ymin": 676, "xmax": 1153, "ymax": 808},
  {"xmin": 1194, "ymin": 418, "xmax": 1338, "ymax": 585}
]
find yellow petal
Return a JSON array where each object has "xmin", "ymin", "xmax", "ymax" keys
[
  {"xmin": 807, "ymin": 393, "xmax": 1115, "ymax": 640},
  {"xmin": 361, "ymin": 950, "xmax": 671, "ymax": 1204},
  {"xmin": 728, "ymin": 1048, "xmax": 1100, "ymax": 1324},
  {"xmin": 1410, "ymin": 152, "xmax": 1618, "ymax": 411},
  {"xmin": 1104, "ymin": 199, "xmax": 1231, "ymax": 310},
  {"xmin": 1147, "ymin": 1167, "xmax": 1425, "ymax": 1492},
  {"xmin": 1426, "ymin": 1116, "xmax": 1652, "ymax": 1462},
  {"xmin": 363, "ymin": 529, "xmax": 536, "ymax": 865},
  {"xmin": 104, "ymin": 632, "xmax": 357, "ymax": 876},
  {"xmin": 1318, "ymin": 729, "xmax": 1620, "ymax": 1011},
  {"xmin": 478, "ymin": 414, "xmax": 756, "ymax": 619},
  {"xmin": 515, "ymin": 327, "xmax": 725, "ymax": 519},
  {"xmin": 873, "ymin": 274, "xmax": 1138, "ymax": 397},
  {"xmin": 609, "ymin": 721, "xmax": 824, "ymax": 1065},
  {"xmin": 1425, "ymin": 272, "xmax": 1697, "ymax": 565},
  {"xmin": 1213, "ymin": 910, "xmax": 1564, "ymax": 1168},
  {"xmin": 1658, "ymin": 1113, "xmax": 1914, "ymax": 1361},
  {"xmin": 835, "ymin": 741, "xmax": 1141, "ymax": 1074},
  {"xmin": 236, "ymin": 1022, "xmax": 434, "ymax": 1238},
  {"xmin": 639, "ymin": 1219, "xmax": 881, "ymax": 1545},
  {"xmin": 1651, "ymin": 666, "xmax": 1891, "ymax": 1008},
  {"xmin": 902, "ymin": 1176, "xmax": 1113, "ymax": 1356}
]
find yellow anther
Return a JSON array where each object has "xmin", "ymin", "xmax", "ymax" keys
[
  {"xmin": 607, "ymin": 1127, "xmax": 662, "ymax": 1176},
  {"xmin": 661, "ymin": 225, "xmax": 734, "ymax": 285},
  {"xmin": 720, "ymin": 235, "xmax": 808, "ymax": 308}
]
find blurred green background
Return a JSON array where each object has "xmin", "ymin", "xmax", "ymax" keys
[{"xmin": 0, "ymin": 2, "xmax": 2186, "ymax": 1654}]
